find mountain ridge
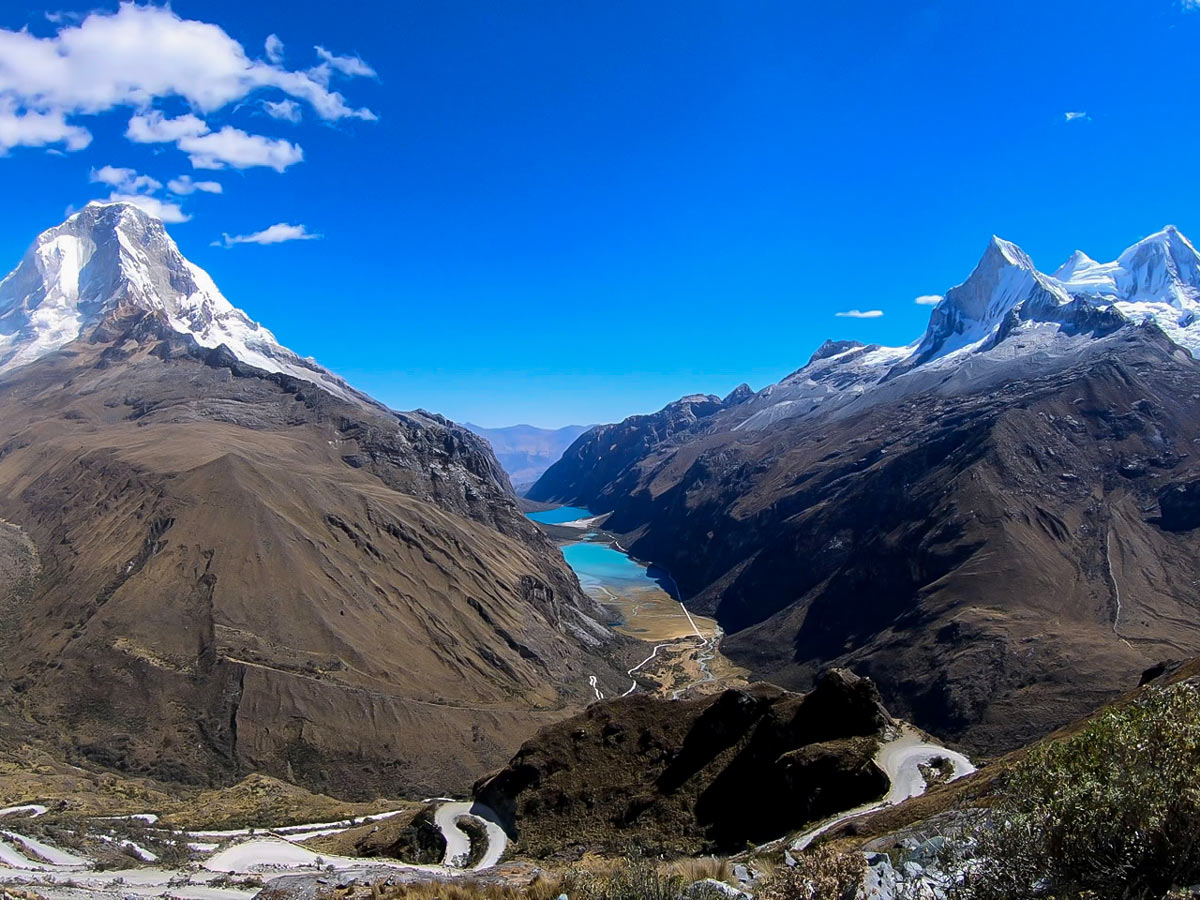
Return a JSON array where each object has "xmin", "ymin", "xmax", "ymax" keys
[
  {"xmin": 0, "ymin": 205, "xmax": 630, "ymax": 797},
  {"xmin": 528, "ymin": 228, "xmax": 1200, "ymax": 754}
]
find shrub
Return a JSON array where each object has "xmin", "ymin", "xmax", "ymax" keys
[
  {"xmin": 756, "ymin": 846, "xmax": 865, "ymax": 900},
  {"xmin": 959, "ymin": 681, "xmax": 1200, "ymax": 900},
  {"xmin": 569, "ymin": 856, "xmax": 687, "ymax": 900}
]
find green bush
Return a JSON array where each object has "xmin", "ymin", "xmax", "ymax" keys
[{"xmin": 960, "ymin": 681, "xmax": 1200, "ymax": 900}]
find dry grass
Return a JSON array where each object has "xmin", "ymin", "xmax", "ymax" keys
[
  {"xmin": 308, "ymin": 857, "xmax": 744, "ymax": 900},
  {"xmin": 599, "ymin": 585, "xmax": 719, "ymax": 643},
  {"xmin": 664, "ymin": 855, "xmax": 730, "ymax": 883},
  {"xmin": 350, "ymin": 873, "xmax": 571, "ymax": 900}
]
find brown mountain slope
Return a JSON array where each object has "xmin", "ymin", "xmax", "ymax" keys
[
  {"xmin": 527, "ymin": 326, "xmax": 1200, "ymax": 753},
  {"xmin": 0, "ymin": 314, "xmax": 626, "ymax": 798}
]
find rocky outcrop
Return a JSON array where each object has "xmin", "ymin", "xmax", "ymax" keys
[
  {"xmin": 473, "ymin": 670, "xmax": 892, "ymax": 857},
  {"xmin": 527, "ymin": 391, "xmax": 750, "ymax": 510},
  {"xmin": 1159, "ymin": 479, "xmax": 1200, "ymax": 532}
]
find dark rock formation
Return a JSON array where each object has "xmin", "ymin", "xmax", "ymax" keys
[
  {"xmin": 1159, "ymin": 479, "xmax": 1200, "ymax": 532},
  {"xmin": 528, "ymin": 391, "xmax": 750, "ymax": 511},
  {"xmin": 473, "ymin": 670, "xmax": 892, "ymax": 857}
]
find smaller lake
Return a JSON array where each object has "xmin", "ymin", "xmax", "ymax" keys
[{"xmin": 526, "ymin": 506, "xmax": 592, "ymax": 525}]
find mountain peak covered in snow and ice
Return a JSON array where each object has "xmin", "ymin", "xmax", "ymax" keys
[
  {"xmin": 733, "ymin": 226, "xmax": 1200, "ymax": 431},
  {"xmin": 0, "ymin": 201, "xmax": 360, "ymax": 401}
]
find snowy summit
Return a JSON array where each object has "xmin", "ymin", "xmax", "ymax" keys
[
  {"xmin": 734, "ymin": 226, "xmax": 1200, "ymax": 431},
  {"xmin": 0, "ymin": 201, "xmax": 359, "ymax": 402}
]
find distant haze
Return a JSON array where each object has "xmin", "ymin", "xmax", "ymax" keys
[{"xmin": 465, "ymin": 423, "xmax": 592, "ymax": 494}]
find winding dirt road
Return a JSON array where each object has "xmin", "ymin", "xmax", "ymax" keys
[
  {"xmin": 433, "ymin": 801, "xmax": 508, "ymax": 870},
  {"xmin": 792, "ymin": 724, "xmax": 975, "ymax": 850}
]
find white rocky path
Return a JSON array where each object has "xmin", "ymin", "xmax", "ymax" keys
[
  {"xmin": 0, "ymin": 798, "xmax": 509, "ymax": 899},
  {"xmin": 792, "ymin": 724, "xmax": 975, "ymax": 851},
  {"xmin": 433, "ymin": 801, "xmax": 508, "ymax": 870}
]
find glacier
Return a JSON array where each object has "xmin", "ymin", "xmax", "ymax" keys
[
  {"xmin": 734, "ymin": 226, "xmax": 1200, "ymax": 431},
  {"xmin": 0, "ymin": 201, "xmax": 362, "ymax": 403}
]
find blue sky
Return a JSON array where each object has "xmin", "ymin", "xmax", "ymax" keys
[{"xmin": 1, "ymin": 1, "xmax": 1198, "ymax": 427}]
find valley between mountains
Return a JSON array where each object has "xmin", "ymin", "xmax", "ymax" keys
[
  {"xmin": 530, "ymin": 225, "xmax": 1200, "ymax": 754},
  {"xmin": 2, "ymin": 203, "xmax": 1200, "ymax": 900}
]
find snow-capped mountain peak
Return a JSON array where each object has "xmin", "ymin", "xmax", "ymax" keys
[
  {"xmin": 1048, "ymin": 225, "xmax": 1200, "ymax": 348},
  {"xmin": 1052, "ymin": 249, "xmax": 1099, "ymax": 281},
  {"xmin": 732, "ymin": 226, "xmax": 1199, "ymax": 432},
  {"xmin": 943, "ymin": 234, "xmax": 1045, "ymax": 319},
  {"xmin": 1112, "ymin": 225, "xmax": 1200, "ymax": 301},
  {"xmin": 0, "ymin": 202, "xmax": 359, "ymax": 402},
  {"xmin": 905, "ymin": 234, "xmax": 1073, "ymax": 368}
]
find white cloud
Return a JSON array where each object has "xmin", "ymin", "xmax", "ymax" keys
[
  {"xmin": 835, "ymin": 309, "xmax": 884, "ymax": 319},
  {"xmin": 89, "ymin": 164, "xmax": 161, "ymax": 194},
  {"xmin": 914, "ymin": 294, "xmax": 943, "ymax": 306},
  {"xmin": 0, "ymin": 96, "xmax": 91, "ymax": 153},
  {"xmin": 264, "ymin": 33, "xmax": 285, "ymax": 65},
  {"xmin": 125, "ymin": 111, "xmax": 209, "ymax": 143},
  {"xmin": 215, "ymin": 222, "xmax": 321, "ymax": 247},
  {"xmin": 87, "ymin": 165, "xmax": 188, "ymax": 221},
  {"xmin": 1182, "ymin": 0, "xmax": 1199, "ymax": 10},
  {"xmin": 314, "ymin": 46, "xmax": 377, "ymax": 80},
  {"xmin": 127, "ymin": 113, "xmax": 297, "ymax": 172},
  {"xmin": 0, "ymin": 3, "xmax": 377, "ymax": 158},
  {"xmin": 168, "ymin": 174, "xmax": 222, "ymax": 195},
  {"xmin": 178, "ymin": 126, "xmax": 302, "ymax": 171},
  {"xmin": 105, "ymin": 192, "xmax": 189, "ymax": 223},
  {"xmin": 262, "ymin": 98, "xmax": 302, "ymax": 123},
  {"xmin": 44, "ymin": 11, "xmax": 84, "ymax": 25},
  {"xmin": 1064, "ymin": 111, "xmax": 1091, "ymax": 122}
]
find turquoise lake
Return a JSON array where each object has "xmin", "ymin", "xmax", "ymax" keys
[
  {"xmin": 561, "ymin": 541, "xmax": 658, "ymax": 589},
  {"xmin": 526, "ymin": 506, "xmax": 592, "ymax": 524},
  {"xmin": 527, "ymin": 507, "xmax": 676, "ymax": 596}
]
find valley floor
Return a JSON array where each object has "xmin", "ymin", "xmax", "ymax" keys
[{"xmin": 529, "ymin": 509, "xmax": 748, "ymax": 699}]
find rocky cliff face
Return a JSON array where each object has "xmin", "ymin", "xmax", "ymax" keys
[
  {"xmin": 527, "ymin": 387, "xmax": 751, "ymax": 509},
  {"xmin": 474, "ymin": 669, "xmax": 891, "ymax": 857},
  {"xmin": 527, "ymin": 228, "xmax": 1200, "ymax": 754},
  {"xmin": 0, "ymin": 205, "xmax": 627, "ymax": 797}
]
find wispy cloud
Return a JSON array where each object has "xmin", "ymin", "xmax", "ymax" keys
[
  {"xmin": 126, "ymin": 113, "xmax": 301, "ymax": 172},
  {"xmin": 1064, "ymin": 111, "xmax": 1091, "ymax": 123},
  {"xmin": 314, "ymin": 46, "xmax": 377, "ymax": 80},
  {"xmin": 914, "ymin": 294, "xmax": 942, "ymax": 306},
  {"xmin": 264, "ymin": 33, "xmax": 285, "ymax": 65},
  {"xmin": 43, "ymin": 10, "xmax": 84, "ymax": 24},
  {"xmin": 89, "ymin": 164, "xmax": 161, "ymax": 194},
  {"xmin": 126, "ymin": 112, "xmax": 209, "ymax": 144},
  {"xmin": 214, "ymin": 222, "xmax": 321, "ymax": 247},
  {"xmin": 168, "ymin": 175, "xmax": 222, "ymax": 195},
  {"xmin": 0, "ymin": 98, "xmax": 90, "ymax": 153},
  {"xmin": 263, "ymin": 99, "xmax": 302, "ymax": 123},
  {"xmin": 179, "ymin": 127, "xmax": 303, "ymax": 172},
  {"xmin": 87, "ymin": 164, "xmax": 192, "ymax": 221},
  {"xmin": 835, "ymin": 309, "xmax": 884, "ymax": 319},
  {"xmin": 104, "ymin": 193, "xmax": 189, "ymax": 223}
]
